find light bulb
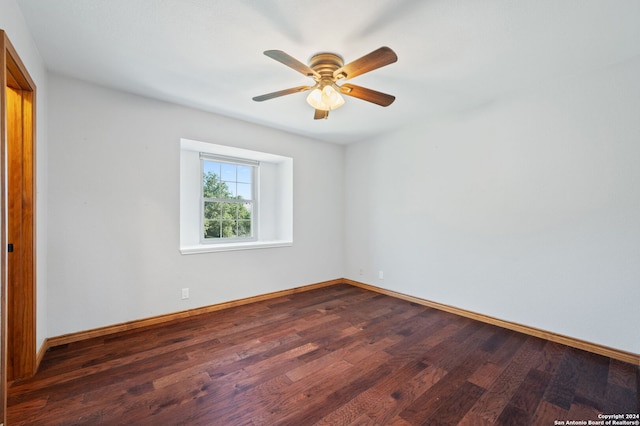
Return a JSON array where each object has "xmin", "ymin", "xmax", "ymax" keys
[
  {"xmin": 306, "ymin": 88, "xmax": 328, "ymax": 111},
  {"xmin": 306, "ymin": 85, "xmax": 345, "ymax": 111}
]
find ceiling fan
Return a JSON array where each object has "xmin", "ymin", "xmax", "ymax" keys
[{"xmin": 252, "ymin": 47, "xmax": 398, "ymax": 120}]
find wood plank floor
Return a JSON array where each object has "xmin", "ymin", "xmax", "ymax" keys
[{"xmin": 8, "ymin": 284, "xmax": 640, "ymax": 425}]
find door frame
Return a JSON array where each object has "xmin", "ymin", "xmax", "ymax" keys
[{"xmin": 1, "ymin": 29, "xmax": 37, "ymax": 424}]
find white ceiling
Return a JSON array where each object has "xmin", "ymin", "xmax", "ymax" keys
[{"xmin": 15, "ymin": 0, "xmax": 640, "ymax": 144}]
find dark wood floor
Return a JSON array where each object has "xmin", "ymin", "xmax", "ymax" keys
[{"xmin": 8, "ymin": 284, "xmax": 639, "ymax": 425}]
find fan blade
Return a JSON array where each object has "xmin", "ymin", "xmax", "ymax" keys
[
  {"xmin": 314, "ymin": 109, "xmax": 329, "ymax": 120},
  {"xmin": 264, "ymin": 50, "xmax": 320, "ymax": 79},
  {"xmin": 339, "ymin": 84, "xmax": 395, "ymax": 107},
  {"xmin": 252, "ymin": 85, "xmax": 313, "ymax": 102},
  {"xmin": 333, "ymin": 46, "xmax": 397, "ymax": 80}
]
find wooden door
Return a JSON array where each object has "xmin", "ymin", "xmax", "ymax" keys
[{"xmin": 1, "ymin": 30, "xmax": 37, "ymax": 423}]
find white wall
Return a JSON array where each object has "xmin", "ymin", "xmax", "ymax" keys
[
  {"xmin": 345, "ymin": 58, "xmax": 640, "ymax": 354},
  {"xmin": 0, "ymin": 0, "xmax": 48, "ymax": 351},
  {"xmin": 47, "ymin": 74, "xmax": 344, "ymax": 337}
]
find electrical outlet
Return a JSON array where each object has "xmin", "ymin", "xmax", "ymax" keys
[
  {"xmin": 359, "ymin": 268, "xmax": 364, "ymax": 276},
  {"xmin": 181, "ymin": 288, "xmax": 189, "ymax": 299},
  {"xmin": 378, "ymin": 270, "xmax": 384, "ymax": 280}
]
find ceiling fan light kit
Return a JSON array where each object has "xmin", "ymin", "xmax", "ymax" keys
[
  {"xmin": 306, "ymin": 85, "xmax": 345, "ymax": 111},
  {"xmin": 253, "ymin": 47, "xmax": 397, "ymax": 120}
]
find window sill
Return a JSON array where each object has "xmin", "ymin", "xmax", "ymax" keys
[{"xmin": 180, "ymin": 240, "xmax": 292, "ymax": 254}]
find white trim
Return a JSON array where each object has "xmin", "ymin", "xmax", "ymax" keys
[{"xmin": 180, "ymin": 240, "xmax": 292, "ymax": 254}]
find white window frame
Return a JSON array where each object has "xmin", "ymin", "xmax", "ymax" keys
[{"xmin": 200, "ymin": 153, "xmax": 259, "ymax": 244}]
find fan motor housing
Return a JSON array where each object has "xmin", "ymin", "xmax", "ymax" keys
[{"xmin": 309, "ymin": 53, "xmax": 344, "ymax": 79}]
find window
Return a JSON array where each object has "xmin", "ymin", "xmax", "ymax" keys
[
  {"xmin": 180, "ymin": 139, "xmax": 293, "ymax": 254},
  {"xmin": 201, "ymin": 154, "xmax": 257, "ymax": 242}
]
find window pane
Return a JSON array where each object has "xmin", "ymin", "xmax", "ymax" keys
[
  {"xmin": 237, "ymin": 183, "xmax": 251, "ymax": 200},
  {"xmin": 203, "ymin": 174, "xmax": 218, "ymax": 198},
  {"xmin": 203, "ymin": 161, "xmax": 221, "ymax": 177},
  {"xmin": 204, "ymin": 201, "xmax": 222, "ymax": 221},
  {"xmin": 203, "ymin": 161, "xmax": 227, "ymax": 198},
  {"xmin": 204, "ymin": 219, "xmax": 221, "ymax": 238},
  {"xmin": 237, "ymin": 166, "xmax": 252, "ymax": 183},
  {"xmin": 227, "ymin": 203, "xmax": 239, "ymax": 219},
  {"xmin": 224, "ymin": 181, "xmax": 237, "ymax": 197},
  {"xmin": 238, "ymin": 202, "xmax": 252, "ymax": 220},
  {"xmin": 220, "ymin": 202, "xmax": 232, "ymax": 219},
  {"xmin": 221, "ymin": 163, "xmax": 236, "ymax": 181},
  {"xmin": 221, "ymin": 219, "xmax": 236, "ymax": 238},
  {"xmin": 217, "ymin": 181, "xmax": 233, "ymax": 198},
  {"xmin": 238, "ymin": 220, "xmax": 251, "ymax": 237}
]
